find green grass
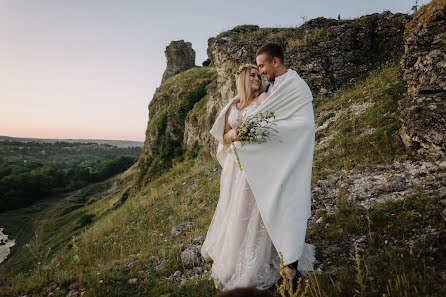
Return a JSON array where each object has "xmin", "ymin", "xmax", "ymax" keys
[
  {"xmin": 0, "ymin": 165, "xmax": 136, "ymax": 280},
  {"xmin": 286, "ymin": 26, "xmax": 329, "ymax": 50},
  {"xmin": 307, "ymin": 191, "xmax": 445, "ymax": 296},
  {"xmin": 157, "ymin": 67, "xmax": 216, "ymax": 94},
  {"xmin": 312, "ymin": 63, "xmax": 411, "ymax": 182},
  {"xmin": 0, "ymin": 155, "xmax": 221, "ymax": 296}
]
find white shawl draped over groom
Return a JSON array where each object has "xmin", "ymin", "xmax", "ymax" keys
[
  {"xmin": 212, "ymin": 42, "xmax": 316, "ymax": 279},
  {"xmin": 253, "ymin": 42, "xmax": 315, "ymax": 278}
]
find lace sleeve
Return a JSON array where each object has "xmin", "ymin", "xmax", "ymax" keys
[{"xmin": 227, "ymin": 103, "xmax": 240, "ymax": 129}]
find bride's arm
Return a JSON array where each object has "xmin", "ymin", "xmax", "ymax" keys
[
  {"xmin": 223, "ymin": 105, "xmax": 239, "ymax": 143},
  {"xmin": 257, "ymin": 92, "xmax": 269, "ymax": 105}
]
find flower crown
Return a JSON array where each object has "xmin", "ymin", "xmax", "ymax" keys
[{"xmin": 234, "ymin": 63, "xmax": 258, "ymax": 77}]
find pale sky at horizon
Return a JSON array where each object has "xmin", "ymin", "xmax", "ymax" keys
[{"xmin": 0, "ymin": 0, "xmax": 428, "ymax": 142}]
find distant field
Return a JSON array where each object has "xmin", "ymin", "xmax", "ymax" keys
[{"xmin": 0, "ymin": 136, "xmax": 144, "ymax": 148}]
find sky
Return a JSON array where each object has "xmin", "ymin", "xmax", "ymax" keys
[{"xmin": 0, "ymin": 0, "xmax": 429, "ymax": 142}]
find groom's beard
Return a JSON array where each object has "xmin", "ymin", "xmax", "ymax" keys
[{"xmin": 266, "ymin": 75, "xmax": 275, "ymax": 83}]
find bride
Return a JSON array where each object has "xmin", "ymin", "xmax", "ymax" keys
[{"xmin": 201, "ymin": 64, "xmax": 281, "ymax": 291}]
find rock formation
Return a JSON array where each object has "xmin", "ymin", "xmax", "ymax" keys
[
  {"xmin": 161, "ymin": 40, "xmax": 196, "ymax": 83},
  {"xmin": 399, "ymin": 0, "xmax": 446, "ymax": 158},
  {"xmin": 138, "ymin": 9, "xmax": 446, "ymax": 184},
  {"xmin": 206, "ymin": 12, "xmax": 410, "ymax": 109}
]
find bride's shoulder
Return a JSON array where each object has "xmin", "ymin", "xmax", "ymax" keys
[
  {"xmin": 229, "ymin": 100, "xmax": 239, "ymax": 111},
  {"xmin": 256, "ymin": 92, "xmax": 269, "ymax": 105},
  {"xmin": 225, "ymin": 101, "xmax": 238, "ymax": 116}
]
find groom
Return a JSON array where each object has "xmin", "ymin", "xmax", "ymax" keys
[
  {"xmin": 256, "ymin": 42, "xmax": 314, "ymax": 281},
  {"xmin": 256, "ymin": 43, "xmax": 289, "ymax": 96}
]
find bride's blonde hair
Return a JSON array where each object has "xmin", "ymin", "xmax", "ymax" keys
[{"xmin": 235, "ymin": 64, "xmax": 261, "ymax": 109}]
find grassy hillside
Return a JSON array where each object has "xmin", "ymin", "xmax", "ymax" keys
[
  {"xmin": 312, "ymin": 64, "xmax": 410, "ymax": 180},
  {"xmin": 0, "ymin": 164, "xmax": 136, "ymax": 275},
  {"xmin": 0, "ymin": 63, "xmax": 444, "ymax": 297},
  {"xmin": 137, "ymin": 66, "xmax": 217, "ymax": 186}
]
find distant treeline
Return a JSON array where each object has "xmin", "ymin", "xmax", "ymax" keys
[
  {"xmin": 0, "ymin": 141, "xmax": 140, "ymax": 212},
  {"xmin": 0, "ymin": 140, "xmax": 141, "ymax": 163},
  {"xmin": 0, "ymin": 136, "xmax": 143, "ymax": 148}
]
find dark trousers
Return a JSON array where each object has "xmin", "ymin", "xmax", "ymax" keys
[{"xmin": 287, "ymin": 259, "xmax": 299, "ymax": 271}]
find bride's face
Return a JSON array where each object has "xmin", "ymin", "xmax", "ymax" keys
[{"xmin": 249, "ymin": 68, "xmax": 261, "ymax": 91}]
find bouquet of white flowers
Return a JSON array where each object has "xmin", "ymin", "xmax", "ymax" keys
[{"xmin": 232, "ymin": 111, "xmax": 279, "ymax": 170}]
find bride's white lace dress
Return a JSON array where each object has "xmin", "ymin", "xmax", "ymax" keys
[{"xmin": 201, "ymin": 98, "xmax": 281, "ymax": 291}]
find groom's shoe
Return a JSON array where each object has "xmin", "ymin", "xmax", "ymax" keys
[
  {"xmin": 286, "ymin": 260, "xmax": 300, "ymax": 277},
  {"xmin": 285, "ymin": 260, "xmax": 302, "ymax": 291}
]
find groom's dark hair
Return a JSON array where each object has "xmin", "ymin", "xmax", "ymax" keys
[{"xmin": 256, "ymin": 42, "xmax": 285, "ymax": 64}]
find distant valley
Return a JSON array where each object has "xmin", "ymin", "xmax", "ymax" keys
[{"xmin": 0, "ymin": 136, "xmax": 143, "ymax": 148}]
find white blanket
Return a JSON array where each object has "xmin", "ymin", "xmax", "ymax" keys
[{"xmin": 210, "ymin": 69, "xmax": 316, "ymax": 269}]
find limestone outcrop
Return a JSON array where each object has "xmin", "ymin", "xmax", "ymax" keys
[
  {"xmin": 161, "ymin": 40, "xmax": 196, "ymax": 83},
  {"xmin": 188, "ymin": 12, "xmax": 410, "ymax": 154},
  {"xmin": 206, "ymin": 12, "xmax": 410, "ymax": 113},
  {"xmin": 399, "ymin": 0, "xmax": 446, "ymax": 157},
  {"xmin": 138, "ymin": 9, "xmax": 446, "ymax": 185}
]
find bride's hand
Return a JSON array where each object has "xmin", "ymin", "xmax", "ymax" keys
[
  {"xmin": 232, "ymin": 124, "xmax": 241, "ymax": 141},
  {"xmin": 224, "ymin": 128, "xmax": 239, "ymax": 142}
]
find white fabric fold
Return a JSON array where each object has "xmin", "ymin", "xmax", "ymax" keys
[{"xmin": 210, "ymin": 69, "xmax": 316, "ymax": 268}]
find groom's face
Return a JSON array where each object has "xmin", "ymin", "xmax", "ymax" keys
[{"xmin": 256, "ymin": 53, "xmax": 277, "ymax": 82}]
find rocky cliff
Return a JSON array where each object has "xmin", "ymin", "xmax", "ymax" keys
[
  {"xmin": 137, "ymin": 67, "xmax": 216, "ymax": 185},
  {"xmin": 400, "ymin": 0, "xmax": 446, "ymax": 158},
  {"xmin": 109, "ymin": 4, "xmax": 446, "ymax": 292},
  {"xmin": 207, "ymin": 12, "xmax": 409, "ymax": 103},
  {"xmin": 135, "ymin": 5, "xmax": 446, "ymax": 288},
  {"xmin": 186, "ymin": 11, "xmax": 411, "ymax": 155},
  {"xmin": 138, "ymin": 7, "xmax": 445, "ymax": 186}
]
